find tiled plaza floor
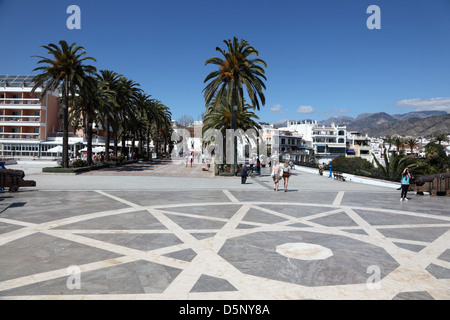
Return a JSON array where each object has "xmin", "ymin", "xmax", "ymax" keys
[{"xmin": 0, "ymin": 162, "xmax": 449, "ymax": 300}]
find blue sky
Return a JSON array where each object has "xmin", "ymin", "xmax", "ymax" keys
[{"xmin": 1, "ymin": 0, "xmax": 449, "ymax": 123}]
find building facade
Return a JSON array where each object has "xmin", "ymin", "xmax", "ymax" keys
[{"xmin": 0, "ymin": 75, "xmax": 66, "ymax": 158}]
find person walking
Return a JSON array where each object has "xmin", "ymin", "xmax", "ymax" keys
[
  {"xmin": 271, "ymin": 161, "xmax": 281, "ymax": 191},
  {"xmin": 282, "ymin": 160, "xmax": 291, "ymax": 192},
  {"xmin": 241, "ymin": 165, "xmax": 248, "ymax": 184},
  {"xmin": 400, "ymin": 167, "xmax": 412, "ymax": 201}
]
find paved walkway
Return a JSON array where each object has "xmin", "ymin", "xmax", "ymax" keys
[{"xmin": 0, "ymin": 161, "xmax": 449, "ymax": 300}]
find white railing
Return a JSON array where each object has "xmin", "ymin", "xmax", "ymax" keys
[
  {"xmin": 0, "ymin": 98, "xmax": 40, "ymax": 105},
  {"xmin": 0, "ymin": 132, "xmax": 39, "ymax": 139},
  {"xmin": 0, "ymin": 116, "xmax": 40, "ymax": 122}
]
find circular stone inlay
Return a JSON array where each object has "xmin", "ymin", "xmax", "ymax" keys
[{"xmin": 276, "ymin": 242, "xmax": 333, "ymax": 261}]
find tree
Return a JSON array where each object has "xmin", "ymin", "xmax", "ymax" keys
[
  {"xmin": 97, "ymin": 70, "xmax": 123, "ymax": 161},
  {"xmin": 203, "ymin": 95, "xmax": 261, "ymax": 165},
  {"xmin": 433, "ymin": 133, "xmax": 448, "ymax": 145},
  {"xmin": 31, "ymin": 40, "xmax": 96, "ymax": 168},
  {"xmin": 70, "ymin": 75, "xmax": 114, "ymax": 165},
  {"xmin": 203, "ymin": 37, "xmax": 267, "ymax": 174},
  {"xmin": 406, "ymin": 138, "xmax": 417, "ymax": 155},
  {"xmin": 393, "ymin": 137, "xmax": 404, "ymax": 154},
  {"xmin": 177, "ymin": 114, "xmax": 194, "ymax": 127},
  {"xmin": 424, "ymin": 142, "xmax": 449, "ymax": 172}
]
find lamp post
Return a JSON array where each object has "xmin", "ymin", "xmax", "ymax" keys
[{"xmin": 329, "ymin": 163, "xmax": 333, "ymax": 178}]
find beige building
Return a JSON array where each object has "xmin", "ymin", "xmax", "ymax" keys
[{"xmin": 0, "ymin": 75, "xmax": 68, "ymax": 158}]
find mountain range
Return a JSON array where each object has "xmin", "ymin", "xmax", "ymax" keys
[{"xmin": 317, "ymin": 111, "xmax": 450, "ymax": 137}]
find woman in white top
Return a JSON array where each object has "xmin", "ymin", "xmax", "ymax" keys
[{"xmin": 272, "ymin": 161, "xmax": 281, "ymax": 191}]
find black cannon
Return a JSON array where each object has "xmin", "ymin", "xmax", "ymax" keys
[
  {"xmin": 414, "ymin": 172, "xmax": 450, "ymax": 196},
  {"xmin": 0, "ymin": 168, "xmax": 36, "ymax": 192}
]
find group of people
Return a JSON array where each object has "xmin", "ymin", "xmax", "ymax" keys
[
  {"xmin": 271, "ymin": 160, "xmax": 292, "ymax": 192},
  {"xmin": 184, "ymin": 152, "xmax": 206, "ymax": 167},
  {"xmin": 240, "ymin": 159, "xmax": 292, "ymax": 192}
]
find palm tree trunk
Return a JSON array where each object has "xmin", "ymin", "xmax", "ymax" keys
[
  {"xmin": 231, "ymin": 82, "xmax": 238, "ymax": 175},
  {"xmin": 63, "ymin": 78, "xmax": 70, "ymax": 168},
  {"xmin": 104, "ymin": 116, "xmax": 110, "ymax": 162},
  {"xmin": 87, "ymin": 113, "xmax": 93, "ymax": 166}
]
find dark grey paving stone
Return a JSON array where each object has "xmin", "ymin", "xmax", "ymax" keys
[
  {"xmin": 0, "ymin": 232, "xmax": 121, "ymax": 282},
  {"xmin": 392, "ymin": 291, "xmax": 435, "ymax": 300},
  {"xmin": 310, "ymin": 211, "xmax": 358, "ymax": 227},
  {"xmin": 165, "ymin": 213, "xmax": 226, "ymax": 230},
  {"xmin": 76, "ymin": 233, "xmax": 183, "ymax": 252},
  {"xmin": 255, "ymin": 204, "xmax": 335, "ymax": 219},
  {"xmin": 108, "ymin": 190, "xmax": 231, "ymax": 206},
  {"xmin": 0, "ymin": 191, "xmax": 130, "ymax": 224},
  {"xmin": 0, "ymin": 221, "xmax": 24, "ymax": 235},
  {"xmin": 426, "ymin": 263, "xmax": 450, "ymax": 279},
  {"xmin": 377, "ymin": 227, "xmax": 450, "ymax": 243},
  {"xmin": 437, "ymin": 249, "xmax": 450, "ymax": 263},
  {"xmin": 190, "ymin": 274, "xmax": 237, "ymax": 293},
  {"xmin": 218, "ymin": 230, "xmax": 399, "ymax": 287},
  {"xmin": 229, "ymin": 191, "xmax": 337, "ymax": 205},
  {"xmin": 353, "ymin": 209, "xmax": 449, "ymax": 226},
  {"xmin": 242, "ymin": 208, "xmax": 288, "ymax": 224},
  {"xmin": 287, "ymin": 222, "xmax": 311, "ymax": 228},
  {"xmin": 342, "ymin": 192, "xmax": 450, "ymax": 216},
  {"xmin": 190, "ymin": 233, "xmax": 216, "ymax": 240},
  {"xmin": 342, "ymin": 229, "xmax": 368, "ymax": 235},
  {"xmin": 393, "ymin": 242, "xmax": 425, "ymax": 253},
  {"xmin": 162, "ymin": 204, "xmax": 242, "ymax": 219},
  {"xmin": 163, "ymin": 248, "xmax": 197, "ymax": 262},
  {"xmin": 0, "ymin": 259, "xmax": 182, "ymax": 296},
  {"xmin": 54, "ymin": 210, "xmax": 167, "ymax": 230},
  {"xmin": 236, "ymin": 223, "xmax": 259, "ymax": 229}
]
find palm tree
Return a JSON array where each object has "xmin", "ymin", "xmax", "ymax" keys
[
  {"xmin": 31, "ymin": 40, "xmax": 96, "ymax": 168},
  {"xmin": 433, "ymin": 133, "xmax": 448, "ymax": 145},
  {"xmin": 70, "ymin": 75, "xmax": 115, "ymax": 165},
  {"xmin": 393, "ymin": 137, "xmax": 404, "ymax": 154},
  {"xmin": 406, "ymin": 138, "xmax": 417, "ymax": 155},
  {"xmin": 97, "ymin": 70, "xmax": 123, "ymax": 161},
  {"xmin": 115, "ymin": 77, "xmax": 142, "ymax": 157},
  {"xmin": 203, "ymin": 94, "xmax": 261, "ymax": 165},
  {"xmin": 203, "ymin": 37, "xmax": 267, "ymax": 174}
]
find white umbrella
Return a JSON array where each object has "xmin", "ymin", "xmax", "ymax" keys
[{"xmin": 47, "ymin": 145, "xmax": 63, "ymax": 153}]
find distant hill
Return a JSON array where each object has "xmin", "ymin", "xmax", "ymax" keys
[{"xmin": 316, "ymin": 111, "xmax": 449, "ymax": 137}]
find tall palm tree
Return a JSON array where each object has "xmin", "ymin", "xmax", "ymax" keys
[
  {"xmin": 31, "ymin": 40, "xmax": 96, "ymax": 168},
  {"xmin": 203, "ymin": 94, "xmax": 261, "ymax": 164},
  {"xmin": 70, "ymin": 75, "xmax": 115, "ymax": 165},
  {"xmin": 393, "ymin": 137, "xmax": 404, "ymax": 154},
  {"xmin": 97, "ymin": 70, "xmax": 123, "ymax": 161},
  {"xmin": 406, "ymin": 138, "xmax": 417, "ymax": 155},
  {"xmin": 115, "ymin": 77, "xmax": 141, "ymax": 157},
  {"xmin": 203, "ymin": 37, "xmax": 267, "ymax": 174}
]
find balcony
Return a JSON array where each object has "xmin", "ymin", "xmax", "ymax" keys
[
  {"xmin": 0, "ymin": 115, "xmax": 41, "ymax": 125},
  {"xmin": 0, "ymin": 98, "xmax": 42, "ymax": 108},
  {"xmin": 0, "ymin": 132, "xmax": 39, "ymax": 140}
]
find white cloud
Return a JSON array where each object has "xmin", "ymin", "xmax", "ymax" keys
[
  {"xmin": 297, "ymin": 105, "xmax": 314, "ymax": 114},
  {"xmin": 270, "ymin": 104, "xmax": 285, "ymax": 114},
  {"xmin": 395, "ymin": 98, "xmax": 450, "ymax": 113}
]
